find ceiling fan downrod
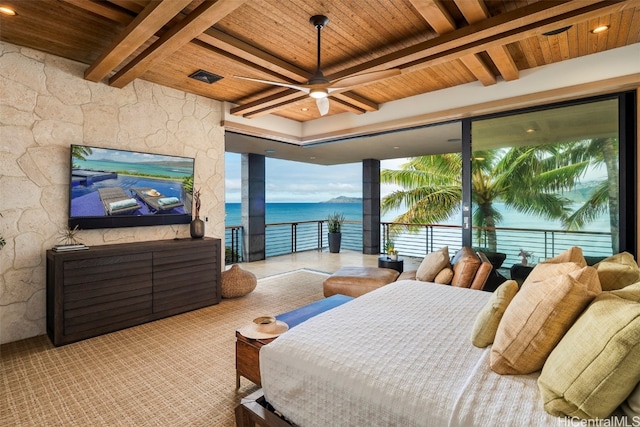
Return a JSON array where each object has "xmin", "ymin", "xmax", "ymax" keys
[{"xmin": 308, "ymin": 15, "xmax": 330, "ymax": 86}]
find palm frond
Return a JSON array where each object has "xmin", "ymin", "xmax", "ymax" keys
[{"xmin": 562, "ymin": 182, "xmax": 610, "ymax": 230}]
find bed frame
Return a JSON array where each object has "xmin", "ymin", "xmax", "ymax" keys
[{"xmin": 235, "ymin": 389, "xmax": 293, "ymax": 427}]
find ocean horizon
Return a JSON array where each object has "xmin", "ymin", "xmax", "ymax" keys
[
  {"xmin": 224, "ymin": 201, "xmax": 610, "ymax": 232},
  {"xmin": 224, "ymin": 201, "xmax": 613, "ymax": 262}
]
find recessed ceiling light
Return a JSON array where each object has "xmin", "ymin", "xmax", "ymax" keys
[
  {"xmin": 309, "ymin": 156, "xmax": 316, "ymax": 160},
  {"xmin": 265, "ymin": 149, "xmax": 275, "ymax": 154},
  {"xmin": 591, "ymin": 25, "xmax": 610, "ymax": 34},
  {"xmin": 526, "ymin": 128, "xmax": 537, "ymax": 133},
  {"xmin": 0, "ymin": 6, "xmax": 17, "ymax": 15},
  {"xmin": 393, "ymin": 146, "xmax": 400, "ymax": 149},
  {"xmin": 301, "ymin": 107, "xmax": 309, "ymax": 112}
]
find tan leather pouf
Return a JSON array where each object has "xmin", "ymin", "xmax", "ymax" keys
[
  {"xmin": 323, "ymin": 266, "xmax": 399, "ymax": 298},
  {"xmin": 221, "ymin": 264, "xmax": 257, "ymax": 298}
]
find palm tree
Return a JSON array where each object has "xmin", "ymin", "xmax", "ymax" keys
[
  {"xmin": 562, "ymin": 137, "xmax": 619, "ymax": 252},
  {"xmin": 71, "ymin": 145, "xmax": 93, "ymax": 168},
  {"xmin": 381, "ymin": 144, "xmax": 591, "ymax": 252}
]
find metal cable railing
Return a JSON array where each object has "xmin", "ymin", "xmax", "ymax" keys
[{"xmin": 226, "ymin": 220, "xmax": 614, "ymax": 265}]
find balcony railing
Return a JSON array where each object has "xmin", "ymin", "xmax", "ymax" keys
[{"xmin": 225, "ymin": 220, "xmax": 613, "ymax": 266}]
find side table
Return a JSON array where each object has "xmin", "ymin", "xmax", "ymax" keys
[
  {"xmin": 236, "ymin": 294, "xmax": 353, "ymax": 388},
  {"xmin": 378, "ymin": 256, "xmax": 404, "ymax": 273},
  {"xmin": 510, "ymin": 263, "xmax": 534, "ymax": 285}
]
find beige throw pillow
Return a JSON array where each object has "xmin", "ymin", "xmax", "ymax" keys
[
  {"xmin": 521, "ymin": 247, "xmax": 587, "ymax": 288},
  {"xmin": 538, "ymin": 291, "xmax": 640, "ymax": 419},
  {"xmin": 471, "ymin": 280, "xmax": 519, "ymax": 348},
  {"xmin": 416, "ymin": 246, "xmax": 449, "ymax": 282},
  {"xmin": 522, "ymin": 262, "xmax": 583, "ymax": 288},
  {"xmin": 541, "ymin": 246, "xmax": 587, "ymax": 266},
  {"xmin": 593, "ymin": 252, "xmax": 640, "ymax": 291},
  {"xmin": 490, "ymin": 267, "xmax": 601, "ymax": 375},
  {"xmin": 433, "ymin": 266, "xmax": 454, "ymax": 285}
]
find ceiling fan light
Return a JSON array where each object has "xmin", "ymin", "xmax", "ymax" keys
[{"xmin": 309, "ymin": 88, "xmax": 328, "ymax": 99}]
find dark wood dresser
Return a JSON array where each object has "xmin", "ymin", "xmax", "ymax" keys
[{"xmin": 46, "ymin": 237, "xmax": 221, "ymax": 346}]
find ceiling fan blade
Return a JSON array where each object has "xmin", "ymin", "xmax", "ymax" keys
[
  {"xmin": 316, "ymin": 97, "xmax": 330, "ymax": 116},
  {"xmin": 234, "ymin": 76, "xmax": 310, "ymax": 93},
  {"xmin": 329, "ymin": 69, "xmax": 401, "ymax": 90}
]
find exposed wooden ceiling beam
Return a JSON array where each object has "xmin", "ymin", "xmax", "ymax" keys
[
  {"xmin": 241, "ymin": 93, "xmax": 309, "ymax": 118},
  {"xmin": 459, "ymin": 54, "xmax": 497, "ymax": 86},
  {"xmin": 109, "ymin": 0, "xmax": 249, "ymax": 88},
  {"xmin": 192, "ymin": 35, "xmax": 375, "ymax": 114},
  {"xmin": 231, "ymin": 89, "xmax": 305, "ymax": 116},
  {"xmin": 76, "ymin": 0, "xmax": 379, "ymax": 116},
  {"xmin": 197, "ymin": 28, "xmax": 309, "ymax": 82},
  {"xmin": 411, "ymin": 0, "xmax": 456, "ymax": 32},
  {"xmin": 328, "ymin": 97, "xmax": 367, "ymax": 115},
  {"xmin": 454, "ymin": 0, "xmax": 489, "ymax": 25},
  {"xmin": 233, "ymin": 0, "xmax": 624, "ymax": 117},
  {"xmin": 455, "ymin": 0, "xmax": 519, "ymax": 81},
  {"xmin": 486, "ymin": 45, "xmax": 519, "ymax": 81},
  {"xmin": 235, "ymin": 87, "xmax": 380, "ymax": 118},
  {"xmin": 411, "ymin": 0, "xmax": 496, "ymax": 86},
  {"xmin": 61, "ymin": 0, "xmax": 134, "ymax": 23},
  {"xmin": 332, "ymin": 92, "xmax": 380, "ymax": 112},
  {"xmin": 84, "ymin": 0, "xmax": 192, "ymax": 82},
  {"xmin": 333, "ymin": 0, "xmax": 623, "ymax": 76}
]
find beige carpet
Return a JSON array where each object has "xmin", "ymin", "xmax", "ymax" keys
[{"xmin": 0, "ymin": 269, "xmax": 328, "ymax": 427}]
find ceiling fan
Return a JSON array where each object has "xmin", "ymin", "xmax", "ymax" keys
[{"xmin": 235, "ymin": 15, "xmax": 401, "ymax": 116}]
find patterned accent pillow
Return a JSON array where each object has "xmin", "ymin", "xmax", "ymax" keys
[
  {"xmin": 470, "ymin": 280, "xmax": 519, "ymax": 348},
  {"xmin": 490, "ymin": 267, "xmax": 601, "ymax": 374},
  {"xmin": 538, "ymin": 289, "xmax": 640, "ymax": 419}
]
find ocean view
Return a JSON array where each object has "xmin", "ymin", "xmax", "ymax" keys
[
  {"xmin": 225, "ymin": 201, "xmax": 613, "ymax": 262},
  {"xmin": 225, "ymin": 201, "xmax": 610, "ymax": 232}
]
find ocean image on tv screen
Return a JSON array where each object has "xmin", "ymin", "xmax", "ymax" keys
[{"xmin": 69, "ymin": 145, "xmax": 195, "ymax": 222}]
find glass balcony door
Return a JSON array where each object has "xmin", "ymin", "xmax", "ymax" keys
[{"xmin": 467, "ymin": 96, "xmax": 624, "ymax": 268}]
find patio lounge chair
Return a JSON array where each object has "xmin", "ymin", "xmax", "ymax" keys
[
  {"xmin": 131, "ymin": 187, "xmax": 184, "ymax": 213},
  {"xmin": 97, "ymin": 187, "xmax": 142, "ymax": 215}
]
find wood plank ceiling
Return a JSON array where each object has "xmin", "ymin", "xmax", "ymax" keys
[{"xmin": 1, "ymin": 0, "xmax": 639, "ymax": 123}]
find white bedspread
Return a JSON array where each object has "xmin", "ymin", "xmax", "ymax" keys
[{"xmin": 260, "ymin": 280, "xmax": 565, "ymax": 427}]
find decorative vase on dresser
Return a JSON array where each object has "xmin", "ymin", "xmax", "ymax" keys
[
  {"xmin": 190, "ymin": 188, "xmax": 204, "ymax": 238},
  {"xmin": 190, "ymin": 216, "xmax": 205, "ymax": 238}
]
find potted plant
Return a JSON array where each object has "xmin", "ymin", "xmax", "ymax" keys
[
  {"xmin": 383, "ymin": 240, "xmax": 399, "ymax": 260},
  {"xmin": 518, "ymin": 248, "xmax": 533, "ymax": 266},
  {"xmin": 327, "ymin": 212, "xmax": 345, "ymax": 253}
]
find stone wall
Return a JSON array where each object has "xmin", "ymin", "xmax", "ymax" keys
[{"xmin": 0, "ymin": 41, "xmax": 226, "ymax": 345}]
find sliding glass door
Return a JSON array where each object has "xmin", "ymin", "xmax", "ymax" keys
[{"xmin": 465, "ymin": 93, "xmax": 635, "ymax": 268}]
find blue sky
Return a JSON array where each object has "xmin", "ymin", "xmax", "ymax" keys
[
  {"xmin": 224, "ymin": 153, "xmax": 406, "ymax": 203},
  {"xmin": 224, "ymin": 151, "xmax": 609, "ymax": 204}
]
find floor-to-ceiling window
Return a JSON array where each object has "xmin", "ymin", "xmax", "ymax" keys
[{"xmin": 465, "ymin": 92, "xmax": 636, "ymax": 266}]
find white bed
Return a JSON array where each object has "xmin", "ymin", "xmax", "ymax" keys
[{"xmin": 259, "ymin": 280, "xmax": 566, "ymax": 427}]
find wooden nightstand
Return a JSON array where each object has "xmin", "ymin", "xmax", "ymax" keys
[{"xmin": 235, "ymin": 294, "xmax": 353, "ymax": 388}]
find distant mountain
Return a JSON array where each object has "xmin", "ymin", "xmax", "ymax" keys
[
  {"xmin": 321, "ymin": 196, "xmax": 362, "ymax": 203},
  {"xmin": 561, "ymin": 181, "xmax": 603, "ymax": 202}
]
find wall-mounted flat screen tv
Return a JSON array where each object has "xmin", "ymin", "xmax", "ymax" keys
[{"xmin": 68, "ymin": 144, "xmax": 195, "ymax": 229}]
